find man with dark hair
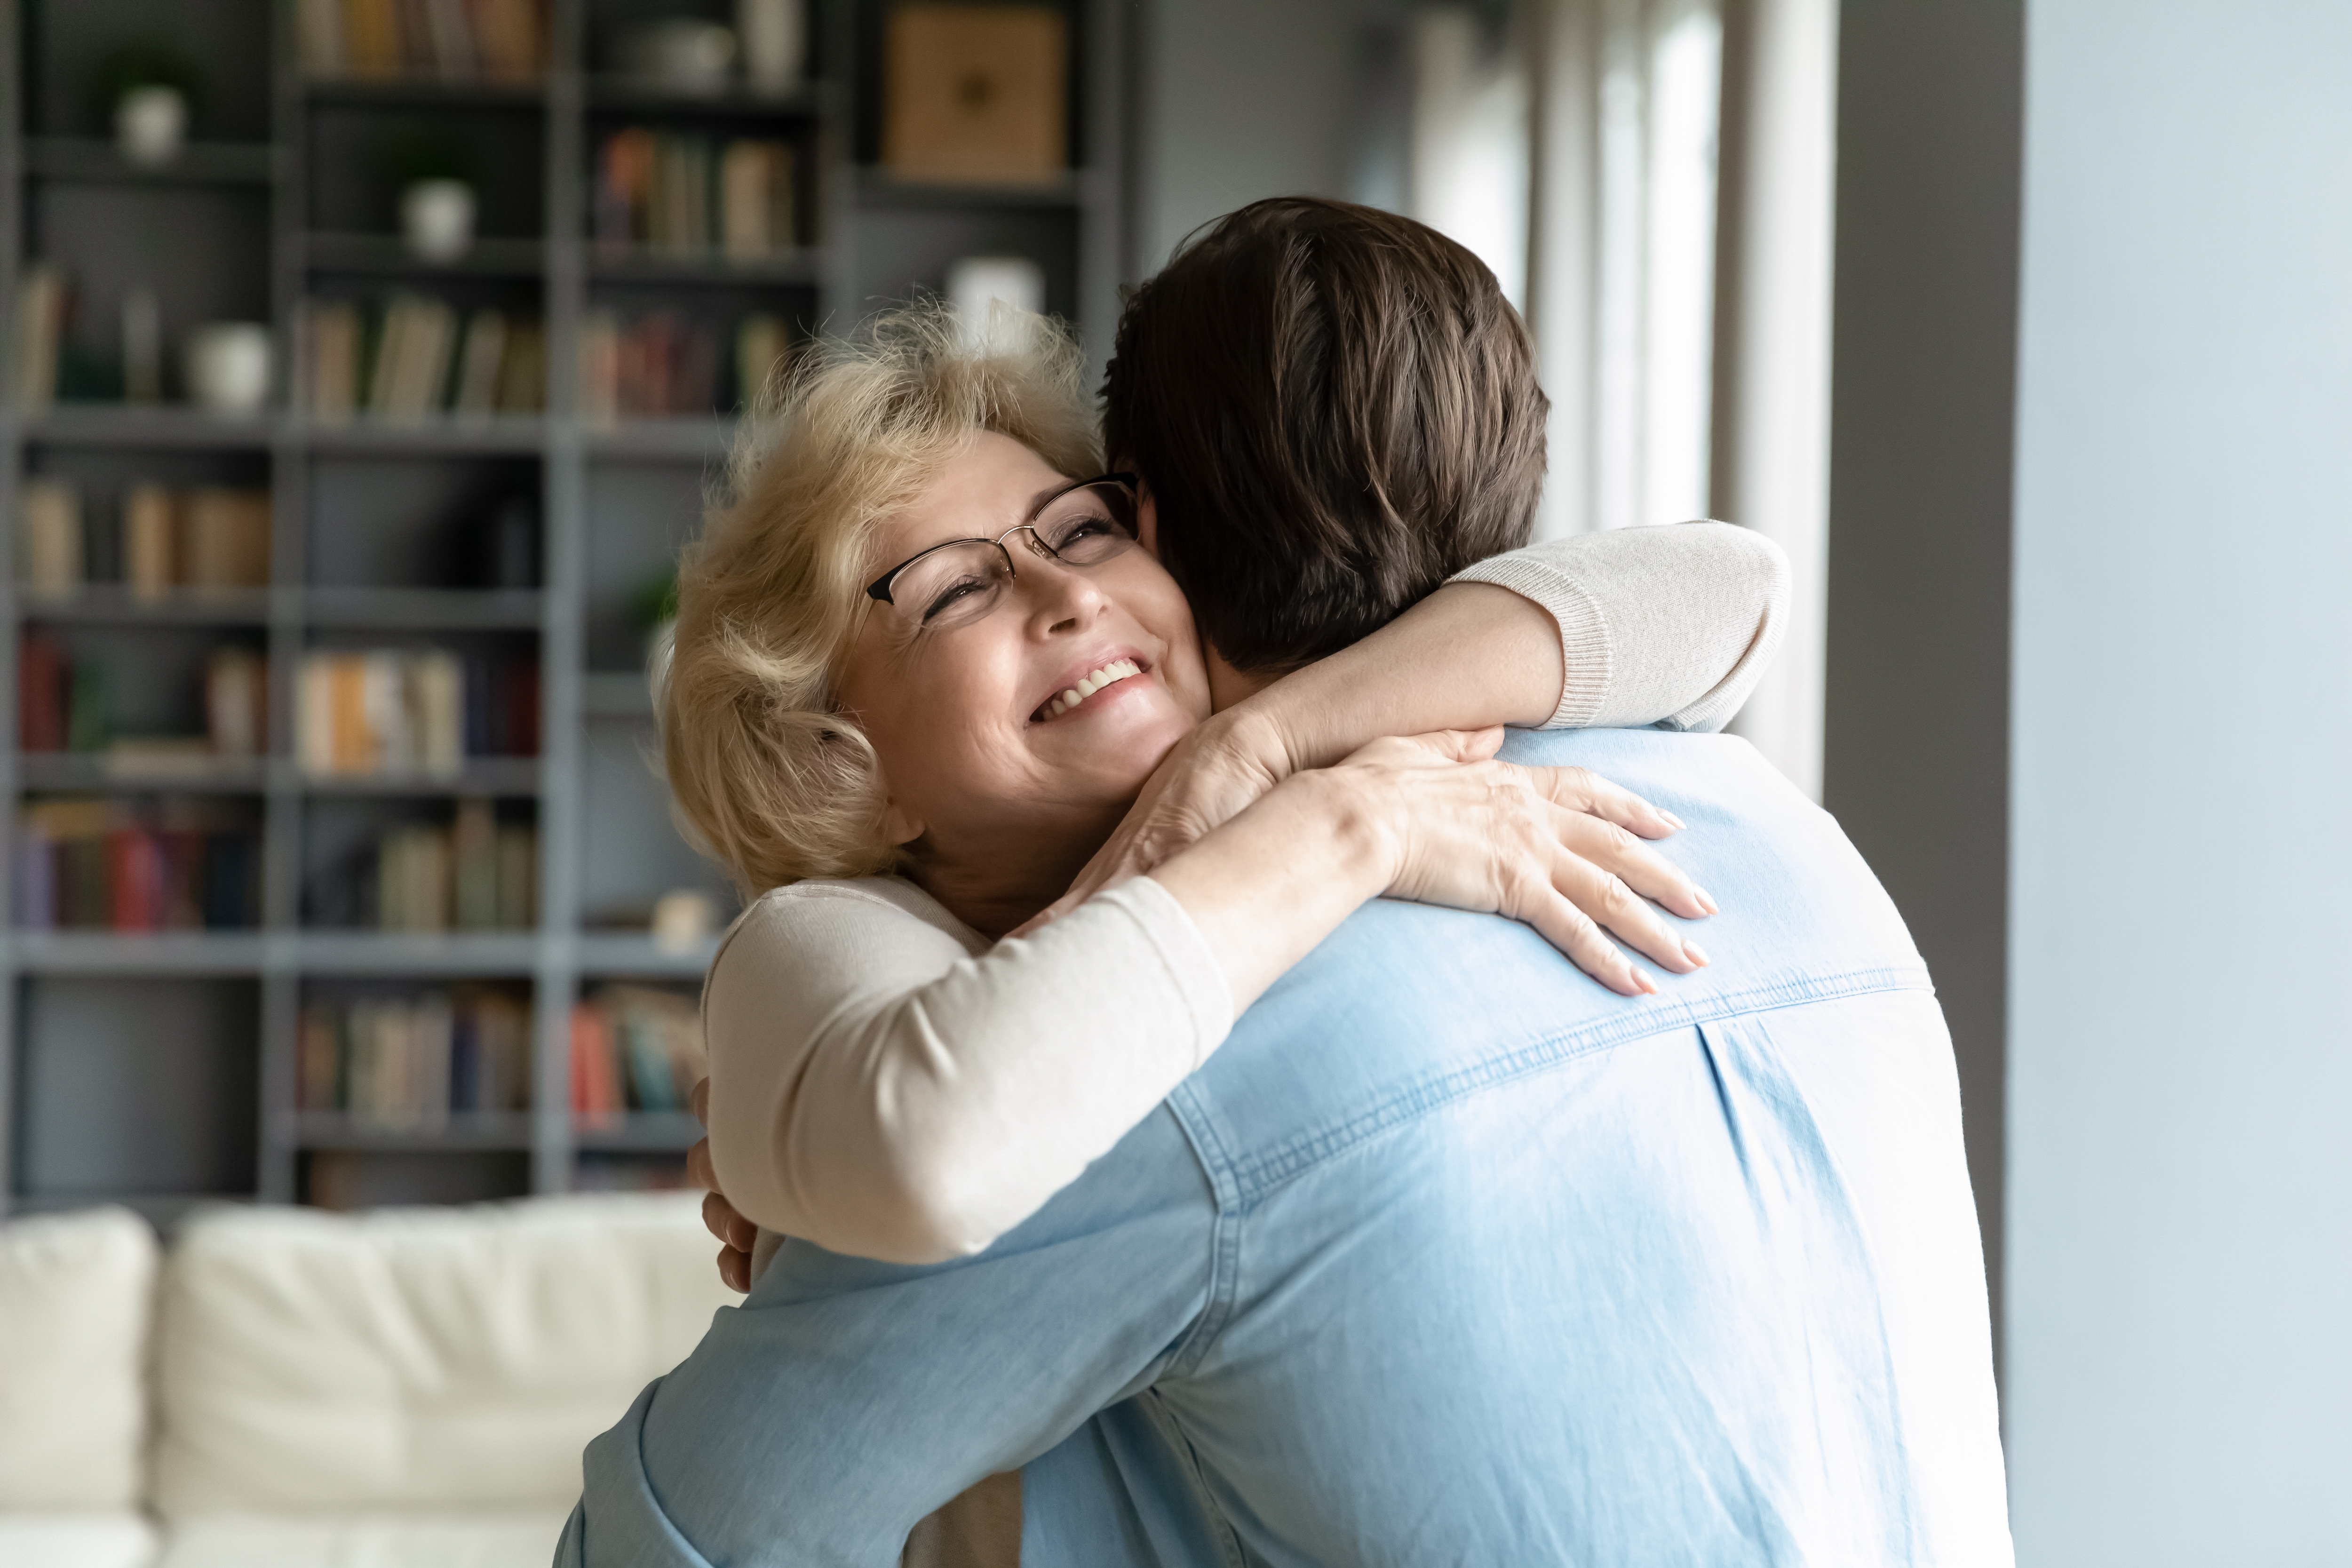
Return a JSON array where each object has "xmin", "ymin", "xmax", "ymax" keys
[
  {"xmin": 564, "ymin": 200, "xmax": 2010, "ymax": 1566},
  {"xmin": 1105, "ymin": 197, "xmax": 1550, "ymax": 674}
]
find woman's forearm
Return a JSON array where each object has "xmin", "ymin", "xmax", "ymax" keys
[
  {"xmin": 1234, "ymin": 582, "xmax": 1564, "ymax": 774},
  {"xmin": 1228, "ymin": 521, "xmax": 1792, "ymax": 775},
  {"xmin": 1148, "ymin": 769, "xmax": 1392, "ymax": 1013}
]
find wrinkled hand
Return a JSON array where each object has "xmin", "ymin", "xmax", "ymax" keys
[
  {"xmin": 1337, "ymin": 728, "xmax": 1716, "ymax": 997},
  {"xmin": 688, "ymin": 1078, "xmax": 756, "ymax": 1294},
  {"xmin": 1011, "ymin": 710, "xmax": 1288, "ymax": 937}
]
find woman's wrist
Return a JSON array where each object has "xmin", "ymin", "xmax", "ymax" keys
[{"xmin": 1279, "ymin": 764, "xmax": 1401, "ymax": 894}]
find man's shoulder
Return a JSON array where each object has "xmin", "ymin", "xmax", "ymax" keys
[{"xmin": 1182, "ymin": 726, "xmax": 1931, "ymax": 1193}]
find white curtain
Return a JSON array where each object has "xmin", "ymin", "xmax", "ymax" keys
[{"xmin": 1398, "ymin": 0, "xmax": 1834, "ymax": 796}]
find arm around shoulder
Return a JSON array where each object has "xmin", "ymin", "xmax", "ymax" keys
[
  {"xmin": 703, "ymin": 879, "xmax": 1230, "ymax": 1265},
  {"xmin": 1449, "ymin": 521, "xmax": 1790, "ymax": 732}
]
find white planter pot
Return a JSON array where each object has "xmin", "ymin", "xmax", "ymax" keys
[{"xmin": 401, "ymin": 179, "xmax": 477, "ymax": 263}]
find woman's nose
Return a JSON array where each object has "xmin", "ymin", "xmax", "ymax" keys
[{"xmin": 1018, "ymin": 553, "xmax": 1107, "ymax": 635}]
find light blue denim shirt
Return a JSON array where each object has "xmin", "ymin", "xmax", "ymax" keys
[{"xmin": 559, "ymin": 730, "xmax": 2012, "ymax": 1567}]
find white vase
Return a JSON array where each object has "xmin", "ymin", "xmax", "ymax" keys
[
  {"xmin": 737, "ymin": 0, "xmax": 806, "ymax": 91},
  {"xmin": 401, "ymin": 179, "xmax": 477, "ymax": 263},
  {"xmin": 184, "ymin": 323, "xmax": 271, "ymax": 415},
  {"xmin": 116, "ymin": 85, "xmax": 187, "ymax": 167}
]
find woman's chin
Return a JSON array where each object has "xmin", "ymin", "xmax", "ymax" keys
[{"xmin": 1030, "ymin": 697, "xmax": 1195, "ymax": 793}]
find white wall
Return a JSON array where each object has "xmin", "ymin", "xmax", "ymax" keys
[
  {"xmin": 2005, "ymin": 2, "xmax": 2352, "ymax": 1560},
  {"xmin": 1136, "ymin": 0, "xmax": 1393, "ymax": 274}
]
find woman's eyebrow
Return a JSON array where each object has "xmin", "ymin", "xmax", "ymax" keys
[{"xmin": 1020, "ymin": 479, "xmax": 1076, "ymax": 524}]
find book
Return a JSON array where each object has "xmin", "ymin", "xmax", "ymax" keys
[
  {"xmin": 10, "ymin": 264, "xmax": 65, "ymax": 411},
  {"xmin": 14, "ymin": 798, "xmax": 260, "ymax": 931},
  {"xmin": 495, "ymin": 319, "xmax": 545, "ymax": 412},
  {"xmin": 574, "ymin": 985, "xmax": 708, "ymax": 1115},
  {"xmin": 303, "ymin": 300, "xmax": 361, "ymax": 422},
  {"xmin": 17, "ymin": 631, "xmax": 67, "ymax": 751},
  {"xmin": 314, "ymin": 989, "xmax": 531, "ymax": 1123},
  {"xmin": 183, "ymin": 489, "xmax": 272, "ymax": 589},
  {"xmin": 452, "ymin": 309, "xmax": 508, "ymax": 417},
  {"xmin": 364, "ymin": 297, "xmax": 408, "ymax": 414},
  {"xmin": 577, "ymin": 311, "xmax": 620, "ymax": 427},
  {"xmin": 123, "ymin": 484, "xmax": 178, "ymax": 600},
  {"xmin": 411, "ymin": 650, "xmax": 464, "ymax": 776},
  {"xmin": 341, "ymin": 0, "xmax": 405, "ymax": 78},
  {"xmin": 18, "ymin": 478, "xmax": 84, "ymax": 597},
  {"xmin": 297, "ymin": 648, "xmax": 512, "ymax": 777},
  {"xmin": 381, "ymin": 296, "xmax": 458, "ymax": 420},
  {"xmin": 494, "ymin": 822, "xmax": 535, "ymax": 926},
  {"xmin": 570, "ymin": 1003, "xmax": 620, "ymax": 1120},
  {"xmin": 472, "ymin": 0, "xmax": 547, "ymax": 83},
  {"xmin": 720, "ymin": 140, "xmax": 795, "ymax": 259},
  {"xmin": 423, "ymin": 0, "xmax": 478, "ymax": 79},
  {"xmin": 884, "ymin": 6, "xmax": 1068, "ymax": 185},
  {"xmin": 735, "ymin": 314, "xmax": 789, "ymax": 410},
  {"xmin": 300, "ymin": 1004, "xmax": 343, "ymax": 1112},
  {"xmin": 68, "ymin": 661, "xmax": 108, "ymax": 753},
  {"xmin": 453, "ymin": 796, "xmax": 497, "ymax": 929}
]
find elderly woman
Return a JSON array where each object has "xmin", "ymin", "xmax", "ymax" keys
[{"xmin": 663, "ymin": 302, "xmax": 1784, "ymax": 1278}]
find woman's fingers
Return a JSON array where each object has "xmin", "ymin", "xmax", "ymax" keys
[
  {"xmin": 1530, "ymin": 764, "xmax": 1690, "ymax": 844},
  {"xmin": 1515, "ymin": 885, "xmax": 1657, "ymax": 997},
  {"xmin": 1551, "ymin": 807, "xmax": 1715, "ymax": 922},
  {"xmin": 1549, "ymin": 844, "xmax": 1708, "ymax": 975},
  {"xmin": 716, "ymin": 1244, "xmax": 750, "ymax": 1294}
]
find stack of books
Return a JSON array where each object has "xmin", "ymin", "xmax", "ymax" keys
[
  {"xmin": 295, "ymin": 648, "xmax": 540, "ymax": 778},
  {"xmin": 594, "ymin": 130, "xmax": 799, "ymax": 259},
  {"xmin": 297, "ymin": 0, "xmax": 547, "ymax": 83},
  {"xmin": 298, "ymin": 987, "xmax": 535, "ymax": 1127},
  {"xmin": 8, "ymin": 264, "xmax": 64, "ymax": 411},
  {"xmin": 300, "ymin": 298, "xmax": 547, "ymax": 423},
  {"xmin": 17, "ymin": 480, "xmax": 271, "ymax": 600},
  {"xmin": 20, "ymin": 637, "xmax": 269, "ymax": 769},
  {"xmin": 14, "ymin": 798, "xmax": 261, "ymax": 931},
  {"xmin": 577, "ymin": 310, "xmax": 789, "ymax": 422},
  {"xmin": 569, "ymin": 984, "xmax": 707, "ymax": 1121},
  {"xmin": 374, "ymin": 799, "xmax": 537, "ymax": 932}
]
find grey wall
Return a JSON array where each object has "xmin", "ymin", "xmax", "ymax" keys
[
  {"xmin": 1135, "ymin": 0, "xmax": 1397, "ymax": 274},
  {"xmin": 1823, "ymin": 0, "xmax": 2022, "ymax": 1359},
  {"xmin": 2004, "ymin": 1, "xmax": 2352, "ymax": 1560}
]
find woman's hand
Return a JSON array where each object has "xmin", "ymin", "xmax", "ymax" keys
[
  {"xmin": 1017, "ymin": 707, "xmax": 1691, "ymax": 939},
  {"xmin": 1327, "ymin": 728, "xmax": 1717, "ymax": 997},
  {"xmin": 688, "ymin": 1078, "xmax": 757, "ymax": 1293},
  {"xmin": 1011, "ymin": 709, "xmax": 1288, "ymax": 936}
]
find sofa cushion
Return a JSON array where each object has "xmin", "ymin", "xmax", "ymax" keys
[
  {"xmin": 154, "ymin": 1511, "xmax": 572, "ymax": 1568},
  {"xmin": 0, "ymin": 1205, "xmax": 158, "ymax": 1510},
  {"xmin": 151, "ymin": 1193, "xmax": 731, "ymax": 1518},
  {"xmin": 0, "ymin": 1513, "xmax": 159, "ymax": 1568}
]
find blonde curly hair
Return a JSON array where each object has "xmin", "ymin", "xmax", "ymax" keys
[{"xmin": 660, "ymin": 302, "xmax": 1103, "ymax": 896}]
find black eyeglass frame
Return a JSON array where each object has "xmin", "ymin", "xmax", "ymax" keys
[{"xmin": 863, "ymin": 472, "xmax": 1142, "ymax": 606}]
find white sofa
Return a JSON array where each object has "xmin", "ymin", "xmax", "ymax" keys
[{"xmin": 0, "ymin": 1194, "xmax": 734, "ymax": 1568}]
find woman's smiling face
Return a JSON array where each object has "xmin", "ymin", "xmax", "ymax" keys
[{"xmin": 834, "ymin": 431, "xmax": 1211, "ymax": 904}]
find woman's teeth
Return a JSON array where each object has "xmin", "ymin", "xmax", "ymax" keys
[{"xmin": 1040, "ymin": 659, "xmax": 1143, "ymax": 719}]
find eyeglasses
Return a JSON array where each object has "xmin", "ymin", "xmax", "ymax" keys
[{"xmin": 864, "ymin": 472, "xmax": 1142, "ymax": 632}]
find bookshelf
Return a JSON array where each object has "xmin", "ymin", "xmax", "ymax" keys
[{"xmin": 1, "ymin": 0, "xmax": 1134, "ymax": 1222}]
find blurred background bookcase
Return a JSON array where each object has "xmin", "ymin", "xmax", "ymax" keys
[{"xmin": 0, "ymin": 0, "xmax": 1134, "ymax": 1221}]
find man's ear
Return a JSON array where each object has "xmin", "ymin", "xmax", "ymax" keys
[
  {"xmin": 881, "ymin": 796, "xmax": 924, "ymax": 847},
  {"xmin": 1133, "ymin": 480, "xmax": 1162, "ymax": 559}
]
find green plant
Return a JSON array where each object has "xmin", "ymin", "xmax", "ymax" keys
[
  {"xmin": 90, "ymin": 40, "xmax": 204, "ymax": 111},
  {"xmin": 381, "ymin": 128, "xmax": 478, "ymax": 187},
  {"xmin": 629, "ymin": 569, "xmax": 681, "ymax": 632}
]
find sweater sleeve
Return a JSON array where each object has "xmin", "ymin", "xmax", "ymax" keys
[
  {"xmin": 705, "ymin": 875, "xmax": 1232, "ymax": 1266},
  {"xmin": 1448, "ymin": 521, "xmax": 1791, "ymax": 732}
]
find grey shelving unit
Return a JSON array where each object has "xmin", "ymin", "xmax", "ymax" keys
[{"xmin": 0, "ymin": 0, "xmax": 1134, "ymax": 1222}]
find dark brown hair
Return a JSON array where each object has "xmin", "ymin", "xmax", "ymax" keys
[{"xmin": 1103, "ymin": 197, "xmax": 1548, "ymax": 672}]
